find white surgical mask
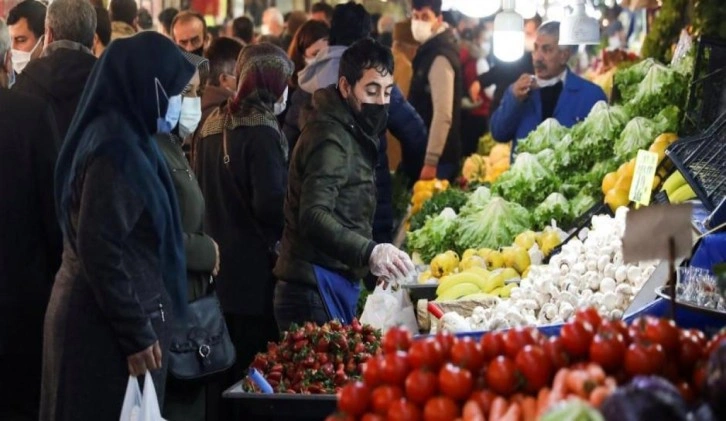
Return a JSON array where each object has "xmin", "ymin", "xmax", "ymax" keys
[
  {"xmin": 411, "ymin": 20, "xmax": 434, "ymax": 44},
  {"xmin": 260, "ymin": 24, "xmax": 271, "ymax": 36},
  {"xmin": 304, "ymin": 57, "xmax": 314, "ymax": 66},
  {"xmin": 179, "ymin": 97, "xmax": 202, "ymax": 138},
  {"xmin": 11, "ymin": 37, "xmax": 42, "ymax": 74},
  {"xmin": 273, "ymin": 87, "xmax": 288, "ymax": 116}
]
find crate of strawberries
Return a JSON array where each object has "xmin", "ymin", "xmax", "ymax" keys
[{"xmin": 326, "ymin": 307, "xmax": 726, "ymax": 420}]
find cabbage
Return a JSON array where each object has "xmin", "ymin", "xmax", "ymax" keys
[
  {"xmin": 492, "ymin": 151, "xmax": 561, "ymax": 208},
  {"xmin": 570, "ymin": 191, "xmax": 598, "ymax": 217},
  {"xmin": 458, "ymin": 186, "xmax": 492, "ymax": 216},
  {"xmin": 625, "ymin": 62, "xmax": 688, "ymax": 119},
  {"xmin": 533, "ymin": 193, "xmax": 572, "ymax": 230},
  {"xmin": 614, "ymin": 117, "xmax": 660, "ymax": 160},
  {"xmin": 407, "ymin": 208, "xmax": 459, "ymax": 262},
  {"xmin": 455, "ymin": 197, "xmax": 532, "ymax": 250},
  {"xmin": 518, "ymin": 118, "xmax": 569, "ymax": 154},
  {"xmin": 614, "ymin": 58, "xmax": 657, "ymax": 102},
  {"xmin": 653, "ymin": 105, "xmax": 682, "ymax": 133}
]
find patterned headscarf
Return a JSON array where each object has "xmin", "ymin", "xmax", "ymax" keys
[{"xmin": 201, "ymin": 43, "xmax": 293, "ymax": 158}]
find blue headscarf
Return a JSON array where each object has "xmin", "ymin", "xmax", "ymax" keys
[{"xmin": 55, "ymin": 32, "xmax": 195, "ymax": 318}]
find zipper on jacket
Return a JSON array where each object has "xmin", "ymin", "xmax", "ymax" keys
[
  {"xmin": 171, "ymin": 167, "xmax": 193, "ymax": 180},
  {"xmin": 159, "ymin": 302, "xmax": 166, "ymax": 322}
]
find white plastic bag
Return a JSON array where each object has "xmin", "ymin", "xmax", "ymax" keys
[
  {"xmin": 119, "ymin": 372, "xmax": 166, "ymax": 421},
  {"xmin": 360, "ymin": 284, "xmax": 418, "ymax": 334}
]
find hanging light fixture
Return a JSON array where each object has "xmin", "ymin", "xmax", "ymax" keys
[
  {"xmin": 493, "ymin": 0, "xmax": 524, "ymax": 62},
  {"xmin": 451, "ymin": 0, "xmax": 501, "ymax": 18},
  {"xmin": 559, "ymin": 0, "xmax": 601, "ymax": 45},
  {"xmin": 515, "ymin": 0, "xmax": 538, "ymax": 19}
]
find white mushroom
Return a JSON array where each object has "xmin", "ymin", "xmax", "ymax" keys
[
  {"xmin": 614, "ymin": 266, "xmax": 628, "ymax": 283},
  {"xmin": 488, "ymin": 317, "xmax": 509, "ymax": 330},
  {"xmin": 609, "ymin": 308, "xmax": 624, "ymax": 320},
  {"xmin": 540, "ymin": 303, "xmax": 558, "ymax": 321},
  {"xmin": 597, "ymin": 255, "xmax": 610, "ymax": 273},
  {"xmin": 586, "ymin": 271, "xmax": 601, "ymax": 290},
  {"xmin": 571, "ymin": 262, "xmax": 587, "ymax": 276},
  {"xmin": 604, "ymin": 263, "xmax": 616, "ymax": 279},
  {"xmin": 602, "ymin": 292, "xmax": 619, "ymax": 311},
  {"xmin": 599, "ymin": 277, "xmax": 617, "ymax": 294},
  {"xmin": 558, "ymin": 302, "xmax": 575, "ymax": 320}
]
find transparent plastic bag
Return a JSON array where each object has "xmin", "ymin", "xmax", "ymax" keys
[
  {"xmin": 119, "ymin": 372, "xmax": 166, "ymax": 421},
  {"xmin": 360, "ymin": 283, "xmax": 418, "ymax": 333}
]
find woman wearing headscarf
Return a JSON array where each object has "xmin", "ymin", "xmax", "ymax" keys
[
  {"xmin": 41, "ymin": 32, "xmax": 194, "ymax": 420},
  {"xmin": 194, "ymin": 43, "xmax": 292, "ymax": 392},
  {"xmin": 155, "ymin": 58, "xmax": 218, "ymax": 421}
]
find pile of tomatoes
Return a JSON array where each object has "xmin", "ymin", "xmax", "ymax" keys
[{"xmin": 327, "ymin": 308, "xmax": 721, "ymax": 421}]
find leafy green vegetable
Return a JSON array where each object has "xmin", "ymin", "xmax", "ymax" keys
[
  {"xmin": 653, "ymin": 105, "xmax": 682, "ymax": 134},
  {"xmin": 570, "ymin": 191, "xmax": 598, "ymax": 218},
  {"xmin": 455, "ymin": 197, "xmax": 532, "ymax": 251},
  {"xmin": 458, "ymin": 186, "xmax": 492, "ymax": 216},
  {"xmin": 614, "ymin": 58, "xmax": 657, "ymax": 103},
  {"xmin": 641, "ymin": 0, "xmax": 688, "ymax": 63},
  {"xmin": 533, "ymin": 193, "xmax": 571, "ymax": 230},
  {"xmin": 408, "ymin": 188, "xmax": 469, "ymax": 231},
  {"xmin": 542, "ymin": 400, "xmax": 604, "ymax": 421},
  {"xmin": 492, "ymin": 151, "xmax": 561, "ymax": 208},
  {"xmin": 570, "ymin": 102, "xmax": 630, "ymax": 168},
  {"xmin": 518, "ymin": 118, "xmax": 569, "ymax": 154},
  {"xmin": 625, "ymin": 62, "xmax": 688, "ymax": 119},
  {"xmin": 407, "ymin": 208, "xmax": 459, "ymax": 262},
  {"xmin": 614, "ymin": 117, "xmax": 661, "ymax": 160}
]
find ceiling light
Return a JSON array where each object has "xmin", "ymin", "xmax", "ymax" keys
[
  {"xmin": 493, "ymin": 0, "xmax": 524, "ymax": 62},
  {"xmin": 559, "ymin": 0, "xmax": 601, "ymax": 45}
]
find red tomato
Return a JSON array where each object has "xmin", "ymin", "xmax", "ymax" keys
[
  {"xmin": 682, "ymin": 328, "xmax": 707, "ymax": 347},
  {"xmin": 438, "ymin": 363, "xmax": 474, "ymax": 401},
  {"xmin": 383, "ymin": 327, "xmax": 413, "ymax": 354},
  {"xmin": 379, "ymin": 351, "xmax": 410, "ymax": 386},
  {"xmin": 360, "ymin": 414, "xmax": 385, "ymax": 421},
  {"xmin": 678, "ymin": 332, "xmax": 705, "ymax": 372},
  {"xmin": 515, "ymin": 345, "xmax": 553, "ymax": 393},
  {"xmin": 677, "ymin": 381, "xmax": 696, "ymax": 405},
  {"xmin": 600, "ymin": 319, "xmax": 629, "ymax": 342},
  {"xmin": 408, "ymin": 337, "xmax": 445, "ymax": 370},
  {"xmin": 503, "ymin": 327, "xmax": 537, "ymax": 359},
  {"xmin": 480, "ymin": 331, "xmax": 506, "ymax": 360},
  {"xmin": 624, "ymin": 341, "xmax": 666, "ymax": 377},
  {"xmin": 706, "ymin": 330, "xmax": 726, "ymax": 355},
  {"xmin": 423, "ymin": 396, "xmax": 460, "ymax": 421},
  {"xmin": 337, "ymin": 381, "xmax": 370, "ymax": 416},
  {"xmin": 404, "ymin": 369, "xmax": 438, "ymax": 405},
  {"xmin": 362, "ymin": 356, "xmax": 384, "ymax": 388},
  {"xmin": 627, "ymin": 317, "xmax": 649, "ymax": 342},
  {"xmin": 370, "ymin": 385, "xmax": 403, "ymax": 415},
  {"xmin": 451, "ymin": 337, "xmax": 485, "ymax": 371},
  {"xmin": 574, "ymin": 307, "xmax": 603, "ymax": 330},
  {"xmin": 387, "ymin": 398, "xmax": 422, "ymax": 421},
  {"xmin": 589, "ymin": 330, "xmax": 626, "ymax": 372},
  {"xmin": 436, "ymin": 331, "xmax": 455, "ymax": 358},
  {"xmin": 486, "ymin": 356, "xmax": 519, "ymax": 396},
  {"xmin": 644, "ymin": 318, "xmax": 680, "ymax": 351},
  {"xmin": 692, "ymin": 360, "xmax": 708, "ymax": 393},
  {"xmin": 468, "ymin": 390, "xmax": 496, "ymax": 415},
  {"xmin": 543, "ymin": 336, "xmax": 570, "ymax": 370},
  {"xmin": 560, "ymin": 321, "xmax": 595, "ymax": 359}
]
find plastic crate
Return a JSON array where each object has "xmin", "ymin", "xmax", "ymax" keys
[{"xmin": 665, "ymin": 109, "xmax": 726, "ymax": 211}]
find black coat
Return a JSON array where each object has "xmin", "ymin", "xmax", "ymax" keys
[
  {"xmin": 13, "ymin": 46, "xmax": 96, "ymax": 144},
  {"xmin": 194, "ymin": 123, "xmax": 287, "ymax": 316},
  {"xmin": 0, "ymin": 89, "xmax": 60, "ymax": 416}
]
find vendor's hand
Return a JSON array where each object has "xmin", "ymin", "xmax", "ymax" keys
[
  {"xmin": 512, "ymin": 73, "xmax": 536, "ymax": 102},
  {"xmin": 419, "ymin": 164, "xmax": 437, "ymax": 181},
  {"xmin": 369, "ymin": 244, "xmax": 415, "ymax": 281},
  {"xmin": 212, "ymin": 239, "xmax": 220, "ymax": 277},
  {"xmin": 469, "ymin": 80, "xmax": 482, "ymax": 102},
  {"xmin": 127, "ymin": 341, "xmax": 161, "ymax": 377}
]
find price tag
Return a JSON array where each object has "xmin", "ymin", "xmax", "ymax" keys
[{"xmin": 628, "ymin": 150, "xmax": 659, "ymax": 206}]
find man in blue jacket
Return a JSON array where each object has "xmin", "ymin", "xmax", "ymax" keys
[{"xmin": 490, "ymin": 21, "xmax": 606, "ymax": 153}]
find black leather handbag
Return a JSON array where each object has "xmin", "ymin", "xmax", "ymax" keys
[{"xmin": 168, "ymin": 282, "xmax": 236, "ymax": 380}]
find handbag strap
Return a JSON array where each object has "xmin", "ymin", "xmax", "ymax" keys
[{"xmin": 222, "ymin": 127, "xmax": 276, "ymax": 251}]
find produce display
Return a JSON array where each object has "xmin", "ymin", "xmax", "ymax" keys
[
  {"xmin": 461, "ymin": 142, "xmax": 512, "ymax": 185},
  {"xmin": 243, "ymin": 319, "xmax": 381, "ymax": 394},
  {"xmin": 326, "ymin": 316, "xmax": 726, "ymax": 421},
  {"xmin": 411, "ymin": 179, "xmax": 451, "ymax": 216},
  {"xmin": 434, "ymin": 208, "xmax": 657, "ymax": 332}
]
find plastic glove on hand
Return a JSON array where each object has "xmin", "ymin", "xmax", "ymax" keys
[{"xmin": 369, "ymin": 244, "xmax": 415, "ymax": 282}]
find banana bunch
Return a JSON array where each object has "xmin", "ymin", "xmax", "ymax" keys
[
  {"xmin": 435, "ymin": 267, "xmax": 519, "ymax": 301},
  {"xmin": 661, "ymin": 170, "xmax": 696, "ymax": 204}
]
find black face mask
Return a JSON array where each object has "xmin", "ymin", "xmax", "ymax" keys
[
  {"xmin": 191, "ymin": 46, "xmax": 204, "ymax": 57},
  {"xmin": 348, "ymin": 94, "xmax": 389, "ymax": 137}
]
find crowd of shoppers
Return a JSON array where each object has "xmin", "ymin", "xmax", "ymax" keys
[{"xmin": 0, "ymin": 0, "xmax": 609, "ymax": 420}]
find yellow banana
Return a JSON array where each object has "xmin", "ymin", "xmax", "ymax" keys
[
  {"xmin": 436, "ymin": 272, "xmax": 487, "ymax": 296},
  {"xmin": 669, "ymin": 183, "xmax": 696, "ymax": 204},
  {"xmin": 436, "ymin": 282, "xmax": 480, "ymax": 301},
  {"xmin": 661, "ymin": 171, "xmax": 687, "ymax": 196},
  {"xmin": 498, "ymin": 283, "xmax": 517, "ymax": 298},
  {"xmin": 459, "ymin": 292, "xmax": 498, "ymax": 301}
]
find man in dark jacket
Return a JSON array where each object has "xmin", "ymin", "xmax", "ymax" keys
[
  {"xmin": 283, "ymin": 1, "xmax": 427, "ymax": 244},
  {"xmin": 409, "ymin": 0, "xmax": 463, "ymax": 181},
  {"xmin": 0, "ymin": 20, "xmax": 60, "ymax": 421},
  {"xmin": 13, "ymin": 0, "xmax": 97, "ymax": 145},
  {"xmin": 274, "ymin": 38, "xmax": 415, "ymax": 331}
]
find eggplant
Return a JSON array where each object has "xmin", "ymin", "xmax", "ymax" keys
[
  {"xmin": 600, "ymin": 387, "xmax": 688, "ymax": 421},
  {"xmin": 628, "ymin": 375, "xmax": 683, "ymax": 404},
  {"xmin": 691, "ymin": 403, "xmax": 719, "ymax": 421},
  {"xmin": 706, "ymin": 340, "xmax": 726, "ymax": 417}
]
